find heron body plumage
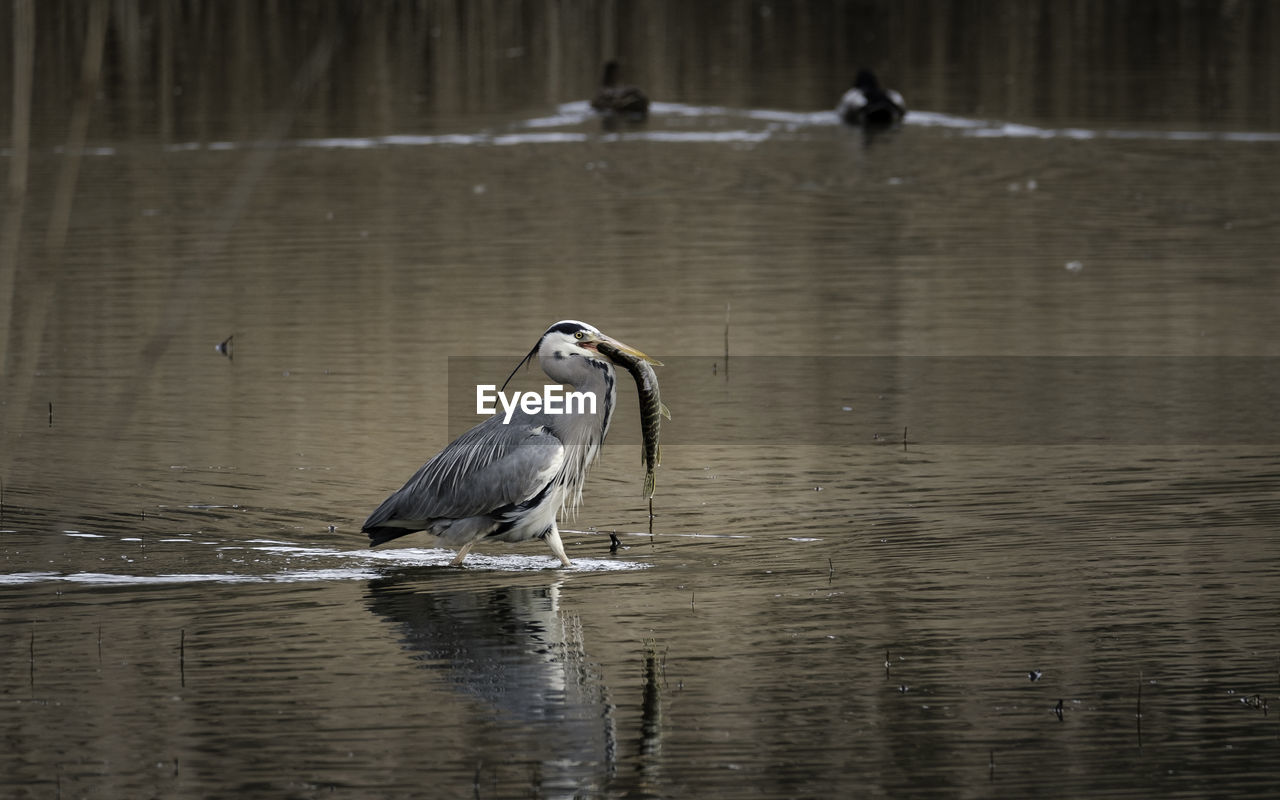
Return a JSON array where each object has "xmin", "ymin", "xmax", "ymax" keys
[{"xmin": 361, "ymin": 320, "xmax": 652, "ymax": 567}]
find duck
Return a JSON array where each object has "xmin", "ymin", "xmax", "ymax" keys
[
  {"xmin": 836, "ymin": 69, "xmax": 906, "ymax": 127},
  {"xmin": 590, "ymin": 60, "xmax": 650, "ymax": 120}
]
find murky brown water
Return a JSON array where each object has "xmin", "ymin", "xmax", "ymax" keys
[{"xmin": 3, "ymin": 2, "xmax": 1280, "ymax": 798}]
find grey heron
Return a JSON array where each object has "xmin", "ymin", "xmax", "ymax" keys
[{"xmin": 361, "ymin": 320, "xmax": 657, "ymax": 567}]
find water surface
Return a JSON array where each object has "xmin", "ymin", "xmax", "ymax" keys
[{"xmin": 3, "ymin": 2, "xmax": 1280, "ymax": 798}]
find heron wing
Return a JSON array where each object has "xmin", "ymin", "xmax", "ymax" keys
[{"xmin": 363, "ymin": 415, "xmax": 564, "ymax": 530}]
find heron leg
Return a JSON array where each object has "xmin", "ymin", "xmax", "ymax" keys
[
  {"xmin": 545, "ymin": 527, "xmax": 572, "ymax": 567},
  {"xmin": 450, "ymin": 541, "xmax": 475, "ymax": 567}
]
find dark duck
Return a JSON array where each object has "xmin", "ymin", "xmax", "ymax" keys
[
  {"xmin": 590, "ymin": 60, "xmax": 650, "ymax": 121},
  {"xmin": 837, "ymin": 69, "xmax": 906, "ymax": 127}
]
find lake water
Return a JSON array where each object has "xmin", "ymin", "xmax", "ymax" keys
[{"xmin": 3, "ymin": 2, "xmax": 1279, "ymax": 798}]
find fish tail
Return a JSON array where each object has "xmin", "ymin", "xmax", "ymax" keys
[{"xmin": 643, "ymin": 470, "xmax": 656, "ymax": 499}]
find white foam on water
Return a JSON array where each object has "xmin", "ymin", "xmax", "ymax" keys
[
  {"xmin": 894, "ymin": 110, "xmax": 1280, "ymax": 142},
  {"xmin": 469, "ymin": 554, "xmax": 646, "ymax": 572},
  {"xmin": 148, "ymin": 103, "xmax": 1280, "ymax": 154},
  {"xmin": 297, "ymin": 136, "xmax": 380, "ymax": 149},
  {"xmin": 252, "ymin": 544, "xmax": 351, "ymax": 557},
  {"xmin": 522, "ymin": 103, "xmax": 594, "ymax": 128},
  {"xmin": 742, "ymin": 108, "xmax": 834, "ymax": 125},
  {"xmin": 0, "ymin": 569, "xmax": 383, "ymax": 585},
  {"xmin": 0, "ymin": 538, "xmax": 649, "ymax": 586},
  {"xmin": 492, "ymin": 132, "xmax": 590, "ymax": 145},
  {"xmin": 31, "ymin": 103, "xmax": 1280, "ymax": 160},
  {"xmin": 254, "ymin": 543, "xmax": 650, "ymax": 572},
  {"xmin": 620, "ymin": 130, "xmax": 774, "ymax": 143},
  {"xmin": 384, "ymin": 133, "xmax": 481, "ymax": 146},
  {"xmin": 669, "ymin": 532, "xmax": 750, "ymax": 539},
  {"xmin": 902, "ymin": 110, "xmax": 988, "ymax": 130},
  {"xmin": 0, "ymin": 572, "xmax": 62, "ymax": 585}
]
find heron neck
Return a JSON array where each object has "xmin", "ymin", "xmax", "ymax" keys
[
  {"xmin": 543, "ymin": 358, "xmax": 615, "ymax": 517},
  {"xmin": 566, "ymin": 359, "xmax": 615, "ymax": 445}
]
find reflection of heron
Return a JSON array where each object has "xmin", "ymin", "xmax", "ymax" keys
[
  {"xmin": 836, "ymin": 69, "xmax": 906, "ymax": 127},
  {"xmin": 590, "ymin": 61, "xmax": 650, "ymax": 121},
  {"xmin": 362, "ymin": 321, "xmax": 658, "ymax": 566},
  {"xmin": 365, "ymin": 576, "xmax": 616, "ymax": 785}
]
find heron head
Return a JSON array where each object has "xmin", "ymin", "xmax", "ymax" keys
[{"xmin": 502, "ymin": 320, "xmax": 656, "ymax": 390}]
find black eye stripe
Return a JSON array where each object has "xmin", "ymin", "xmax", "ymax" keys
[{"xmin": 547, "ymin": 321, "xmax": 589, "ymax": 337}]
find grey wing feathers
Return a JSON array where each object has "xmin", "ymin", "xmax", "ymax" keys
[{"xmin": 363, "ymin": 416, "xmax": 564, "ymax": 530}]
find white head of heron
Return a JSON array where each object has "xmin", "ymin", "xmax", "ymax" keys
[{"xmin": 504, "ymin": 319, "xmax": 656, "ymax": 392}]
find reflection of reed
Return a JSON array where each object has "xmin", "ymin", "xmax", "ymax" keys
[
  {"xmin": 1, "ymin": 0, "xmax": 106, "ymax": 469},
  {"xmin": 46, "ymin": 0, "xmax": 107, "ymax": 255},
  {"xmin": 0, "ymin": 0, "xmax": 33, "ymax": 373},
  {"xmin": 640, "ymin": 641, "xmax": 663, "ymax": 756},
  {"xmin": 628, "ymin": 639, "xmax": 666, "ymax": 794}
]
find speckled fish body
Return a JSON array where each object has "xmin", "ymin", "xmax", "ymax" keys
[{"xmin": 598, "ymin": 341, "xmax": 669, "ymax": 498}]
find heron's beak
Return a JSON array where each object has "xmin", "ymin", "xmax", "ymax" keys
[{"xmin": 592, "ymin": 334, "xmax": 662, "ymax": 367}]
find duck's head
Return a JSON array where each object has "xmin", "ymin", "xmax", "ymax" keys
[
  {"xmin": 853, "ymin": 69, "xmax": 881, "ymax": 92},
  {"xmin": 601, "ymin": 61, "xmax": 621, "ymax": 87}
]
